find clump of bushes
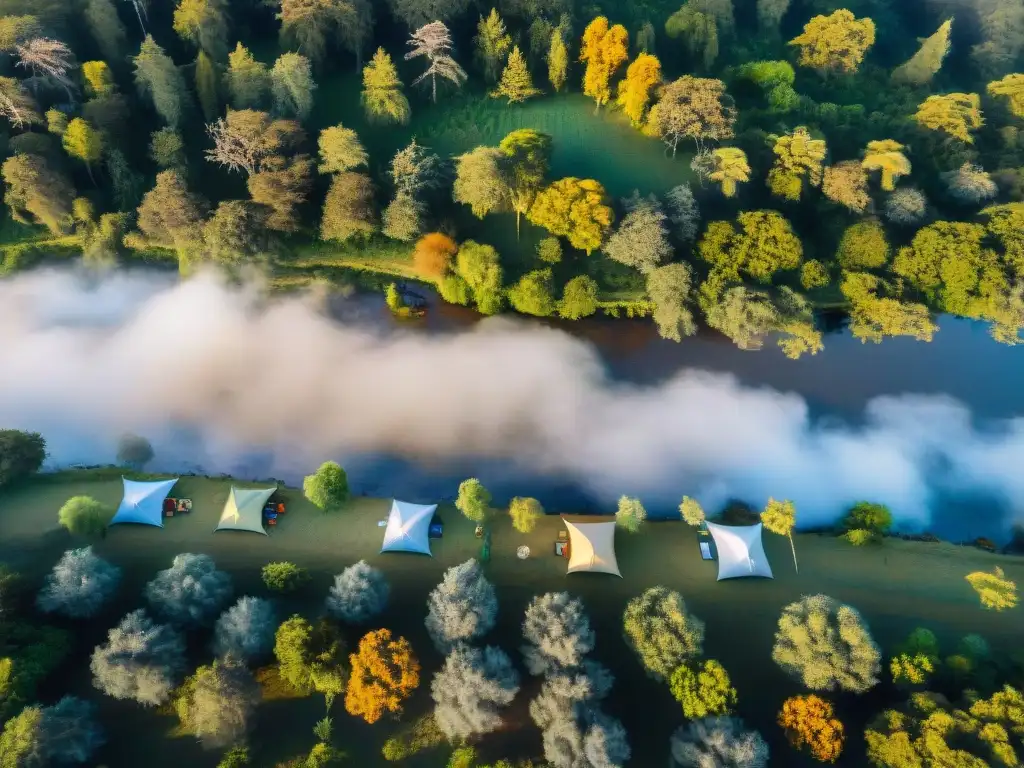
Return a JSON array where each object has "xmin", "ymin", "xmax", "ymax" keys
[
  {"xmin": 325, "ymin": 560, "xmax": 389, "ymax": 623},
  {"xmin": 57, "ymin": 496, "xmax": 112, "ymax": 536},
  {"xmin": 145, "ymin": 554, "xmax": 233, "ymax": 626},
  {"xmin": 90, "ymin": 609, "xmax": 186, "ymax": 706},
  {"xmin": 37, "ymin": 547, "xmax": 121, "ymax": 618},
  {"xmin": 840, "ymin": 501, "xmax": 893, "ymax": 545},
  {"xmin": 0, "ymin": 429, "xmax": 46, "ymax": 488},
  {"xmin": 213, "ymin": 596, "xmax": 276, "ymax": 663},
  {"xmin": 303, "ymin": 462, "xmax": 349, "ymax": 511},
  {"xmin": 262, "ymin": 561, "xmax": 311, "ymax": 593}
]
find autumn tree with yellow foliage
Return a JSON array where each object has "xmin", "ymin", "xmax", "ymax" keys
[
  {"xmin": 491, "ymin": 46, "xmax": 540, "ymax": 104},
  {"xmin": 965, "ymin": 567, "xmax": 1018, "ymax": 611},
  {"xmin": 708, "ymin": 147, "xmax": 750, "ymax": 197},
  {"xmin": 913, "ymin": 93, "xmax": 983, "ymax": 143},
  {"xmin": 616, "ymin": 53, "xmax": 661, "ymax": 125},
  {"xmin": 761, "ymin": 498, "xmax": 798, "ymax": 572},
  {"xmin": 645, "ymin": 76, "xmax": 735, "ymax": 155},
  {"xmin": 779, "ymin": 695, "xmax": 845, "ymax": 763},
  {"xmin": 527, "ymin": 177, "xmax": 613, "ymax": 254},
  {"xmin": 767, "ymin": 127, "xmax": 826, "ymax": 201},
  {"xmin": 345, "ymin": 629, "xmax": 420, "ymax": 724},
  {"xmin": 580, "ymin": 17, "xmax": 629, "ymax": 110},
  {"xmin": 862, "ymin": 140, "xmax": 911, "ymax": 191},
  {"xmin": 988, "ymin": 74, "xmax": 1024, "ymax": 119},
  {"xmin": 789, "ymin": 9, "xmax": 876, "ymax": 75}
]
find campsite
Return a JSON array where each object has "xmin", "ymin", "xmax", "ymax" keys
[{"xmin": 0, "ymin": 467, "xmax": 1022, "ymax": 767}]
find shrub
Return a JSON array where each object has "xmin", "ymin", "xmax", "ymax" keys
[
  {"xmin": 0, "ymin": 623, "xmax": 69, "ymax": 720},
  {"xmin": 37, "ymin": 547, "xmax": 121, "ymax": 618},
  {"xmin": 262, "ymin": 561, "xmax": 311, "ymax": 592},
  {"xmin": 425, "ymin": 559, "xmax": 498, "ymax": 653},
  {"xmin": 772, "ymin": 594, "xmax": 880, "ymax": 692},
  {"xmin": 57, "ymin": 496, "xmax": 111, "ymax": 536},
  {"xmin": 91, "ymin": 609, "xmax": 186, "ymax": 706},
  {"xmin": 521, "ymin": 591, "xmax": 595, "ymax": 675},
  {"xmin": 669, "ymin": 660, "xmax": 737, "ymax": 719},
  {"xmin": 800, "ymin": 260, "xmax": 830, "ymax": 289},
  {"xmin": 212, "ymin": 596, "xmax": 276, "ymax": 663},
  {"xmin": 509, "ymin": 497, "xmax": 543, "ymax": 533},
  {"xmin": 273, "ymin": 616, "xmax": 347, "ymax": 696},
  {"xmin": 303, "ymin": 461, "xmax": 349, "ymax": 511},
  {"xmin": 345, "ymin": 628, "xmax": 420, "ymax": 724},
  {"xmin": 218, "ymin": 746, "xmax": 251, "ymax": 768},
  {"xmin": 0, "ymin": 696, "xmax": 104, "ymax": 767},
  {"xmin": 778, "ymin": 695, "xmax": 844, "ymax": 763},
  {"xmin": 623, "ymin": 586, "xmax": 705, "ymax": 681},
  {"xmin": 883, "ymin": 187, "xmax": 928, "ymax": 225},
  {"xmin": 325, "ymin": 560, "xmax": 389, "ymax": 623},
  {"xmin": 414, "ymin": 232, "xmax": 458, "ymax": 277},
  {"xmin": 0, "ymin": 429, "xmax": 46, "ymax": 487},
  {"xmin": 836, "ymin": 220, "xmax": 889, "ymax": 269},
  {"xmin": 176, "ymin": 658, "xmax": 260, "ymax": 749},
  {"xmin": 679, "ymin": 497, "xmax": 705, "ymax": 527},
  {"xmin": 966, "ymin": 567, "xmax": 1019, "ymax": 611},
  {"xmin": 431, "ymin": 645, "xmax": 520, "ymax": 740},
  {"xmin": 116, "ymin": 433, "xmax": 154, "ymax": 468},
  {"xmin": 380, "ymin": 713, "xmax": 444, "ymax": 761},
  {"xmin": 537, "ymin": 236, "xmax": 562, "ymax": 263},
  {"xmin": 615, "ymin": 496, "xmax": 647, "ymax": 533},
  {"xmin": 455, "ymin": 478, "xmax": 491, "ymax": 523},
  {"xmin": 842, "ymin": 528, "xmax": 876, "ymax": 546},
  {"xmin": 145, "ymin": 553, "xmax": 233, "ymax": 626},
  {"xmin": 669, "ymin": 717, "xmax": 769, "ymax": 768},
  {"xmin": 841, "ymin": 502, "xmax": 893, "ymax": 536}
]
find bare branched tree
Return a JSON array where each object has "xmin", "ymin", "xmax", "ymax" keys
[
  {"xmin": 205, "ymin": 110, "xmax": 304, "ymax": 176},
  {"xmin": 0, "ymin": 76, "xmax": 41, "ymax": 128},
  {"xmin": 405, "ymin": 22, "xmax": 466, "ymax": 104},
  {"xmin": 15, "ymin": 38, "xmax": 76, "ymax": 102}
]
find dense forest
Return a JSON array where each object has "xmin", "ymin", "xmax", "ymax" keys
[{"xmin": 0, "ymin": 0, "xmax": 1022, "ymax": 357}]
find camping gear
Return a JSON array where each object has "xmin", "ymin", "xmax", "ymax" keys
[
  {"xmin": 266, "ymin": 516, "xmax": 277, "ymax": 526},
  {"xmin": 275, "ymin": 502, "xmax": 285, "ymax": 515},
  {"xmin": 563, "ymin": 517, "xmax": 622, "ymax": 577},
  {"xmin": 176, "ymin": 499, "xmax": 192, "ymax": 513},
  {"xmin": 706, "ymin": 522, "xmax": 773, "ymax": 580},
  {"xmin": 517, "ymin": 546, "xmax": 530, "ymax": 559},
  {"xmin": 110, "ymin": 478, "xmax": 180, "ymax": 528},
  {"xmin": 699, "ymin": 541, "xmax": 713, "ymax": 560},
  {"xmin": 380, "ymin": 500, "xmax": 438, "ymax": 556},
  {"xmin": 217, "ymin": 487, "xmax": 276, "ymax": 535},
  {"xmin": 428, "ymin": 521, "xmax": 443, "ymax": 538},
  {"xmin": 554, "ymin": 541, "xmax": 569, "ymax": 557}
]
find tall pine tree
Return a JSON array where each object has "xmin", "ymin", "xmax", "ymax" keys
[
  {"xmin": 547, "ymin": 30, "xmax": 568, "ymax": 92},
  {"xmin": 891, "ymin": 19, "xmax": 953, "ymax": 85},
  {"xmin": 491, "ymin": 46, "xmax": 540, "ymax": 104}
]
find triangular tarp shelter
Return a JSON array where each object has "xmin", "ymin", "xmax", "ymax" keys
[
  {"xmin": 109, "ymin": 477, "xmax": 178, "ymax": 528},
  {"xmin": 564, "ymin": 517, "xmax": 621, "ymax": 577},
  {"xmin": 380, "ymin": 500, "xmax": 436, "ymax": 556},
  {"xmin": 706, "ymin": 522, "xmax": 773, "ymax": 580},
  {"xmin": 216, "ymin": 486, "xmax": 275, "ymax": 535}
]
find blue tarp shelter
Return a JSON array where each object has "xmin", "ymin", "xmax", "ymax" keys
[{"xmin": 109, "ymin": 477, "xmax": 178, "ymax": 528}]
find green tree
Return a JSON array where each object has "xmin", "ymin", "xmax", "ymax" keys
[
  {"xmin": 173, "ymin": 0, "xmax": 229, "ymax": 61},
  {"xmin": 318, "ymin": 124, "xmax": 368, "ymax": 174},
  {"xmin": 547, "ymin": 29, "xmax": 568, "ymax": 92},
  {"xmin": 761, "ymin": 498, "xmax": 798, "ymax": 573},
  {"xmin": 648, "ymin": 263, "xmax": 698, "ymax": 342},
  {"xmin": 84, "ymin": 0, "xmax": 127, "ymax": 62},
  {"xmin": 789, "ymin": 9, "xmax": 876, "ymax": 75},
  {"xmin": 385, "ymin": 283, "xmax": 404, "ymax": 313},
  {"xmin": 277, "ymin": 0, "xmax": 350, "ymax": 66},
  {"xmin": 604, "ymin": 192, "xmax": 672, "ymax": 273},
  {"xmin": 1, "ymin": 153, "xmax": 75, "ymax": 235},
  {"xmin": 498, "ymin": 128, "xmax": 551, "ymax": 236},
  {"xmin": 321, "ymin": 172, "xmax": 377, "ymax": 243},
  {"xmin": 665, "ymin": 3, "xmax": 719, "ymax": 69},
  {"xmin": 136, "ymin": 169, "xmax": 207, "ymax": 257},
  {"xmin": 491, "ymin": 46, "xmax": 540, "ymax": 104},
  {"xmin": 669, "ymin": 660, "xmax": 737, "ymax": 718},
  {"xmin": 57, "ymin": 495, "xmax": 111, "ymax": 535},
  {"xmin": 361, "ymin": 48, "xmax": 410, "ymax": 125},
  {"xmin": 226, "ymin": 43, "xmax": 270, "ymax": 109},
  {"xmin": 0, "ymin": 431, "xmax": 45, "ymax": 489},
  {"xmin": 508, "ymin": 268, "xmax": 555, "ymax": 316},
  {"xmin": 757, "ymin": 0, "xmax": 790, "ymax": 33},
  {"xmin": 134, "ymin": 36, "xmax": 188, "ymax": 128},
  {"xmin": 862, "ymin": 140, "xmax": 911, "ymax": 192},
  {"xmin": 271, "ymin": 53, "xmax": 316, "ymax": 122},
  {"xmin": 150, "ymin": 128, "xmax": 185, "ymax": 170},
  {"xmin": 892, "ymin": 19, "xmax": 953, "ymax": 85},
  {"xmin": 455, "ymin": 241, "xmax": 503, "ymax": 314},
  {"xmin": 46, "ymin": 108, "xmax": 67, "ymax": 137},
  {"xmin": 890, "ymin": 628, "xmax": 939, "ymax": 689},
  {"xmin": 527, "ymin": 177, "xmax": 613, "ymax": 254},
  {"xmin": 508, "ymin": 497, "xmax": 543, "ymax": 533},
  {"xmin": 61, "ymin": 119, "xmax": 102, "ymax": 184},
  {"xmin": 247, "ymin": 155, "xmax": 314, "ymax": 232},
  {"xmin": 644, "ymin": 76, "xmax": 735, "ymax": 156},
  {"xmin": 767, "ymin": 126, "xmax": 826, "ymax": 201},
  {"xmin": 474, "ymin": 9, "xmax": 511, "ymax": 83},
  {"xmin": 81, "ymin": 61, "xmax": 115, "ymax": 99},
  {"xmin": 841, "ymin": 501, "xmax": 893, "ymax": 543},
  {"xmin": 698, "ymin": 210, "xmax": 802, "ymax": 283},
  {"xmin": 537, "ymin": 236, "xmax": 562, "ymax": 263},
  {"xmin": 0, "ymin": 705, "xmax": 42, "ymax": 767},
  {"xmin": 558, "ymin": 275, "xmax": 599, "ymax": 319},
  {"xmin": 203, "ymin": 200, "xmax": 269, "ymax": 263},
  {"xmin": 838, "ymin": 220, "xmax": 889, "ymax": 270},
  {"xmin": 456, "ymin": 478, "xmax": 491, "ymax": 523},
  {"xmin": 274, "ymin": 615, "xmax": 315, "ymax": 691},
  {"xmin": 801, "ymin": 260, "xmax": 829, "ymax": 289},
  {"xmin": 616, "ymin": 496, "xmax": 647, "ymax": 533},
  {"xmin": 453, "ymin": 146, "xmax": 508, "ymax": 218},
  {"xmin": 262, "ymin": 562, "xmax": 311, "ymax": 592},
  {"xmin": 913, "ymin": 93, "xmax": 984, "ymax": 143},
  {"xmin": 841, "ymin": 272, "xmax": 937, "ymax": 344},
  {"xmin": 988, "ymin": 73, "xmax": 1024, "ymax": 119},
  {"xmin": 623, "ymin": 586, "xmax": 705, "ymax": 680},
  {"xmin": 303, "ymin": 461, "xmax": 349, "ymax": 512},
  {"xmin": 195, "ymin": 51, "xmax": 219, "ymax": 123}
]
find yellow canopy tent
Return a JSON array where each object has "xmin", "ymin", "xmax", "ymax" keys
[{"xmin": 215, "ymin": 486, "xmax": 276, "ymax": 535}]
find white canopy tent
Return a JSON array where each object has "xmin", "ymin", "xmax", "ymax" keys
[
  {"xmin": 564, "ymin": 517, "xmax": 621, "ymax": 577},
  {"xmin": 109, "ymin": 477, "xmax": 179, "ymax": 528},
  {"xmin": 706, "ymin": 522, "xmax": 773, "ymax": 580},
  {"xmin": 380, "ymin": 500, "xmax": 437, "ymax": 556},
  {"xmin": 215, "ymin": 486, "xmax": 275, "ymax": 535}
]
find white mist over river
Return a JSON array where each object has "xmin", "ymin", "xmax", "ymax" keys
[{"xmin": 2, "ymin": 267, "xmax": 1023, "ymax": 538}]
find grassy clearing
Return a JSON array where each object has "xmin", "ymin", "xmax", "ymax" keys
[{"xmin": 2, "ymin": 471, "xmax": 1023, "ymax": 766}]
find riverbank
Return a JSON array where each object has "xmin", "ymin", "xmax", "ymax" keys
[{"xmin": 2, "ymin": 469, "xmax": 1022, "ymax": 767}]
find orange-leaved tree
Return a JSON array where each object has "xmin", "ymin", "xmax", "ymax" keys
[
  {"xmin": 345, "ymin": 628, "xmax": 420, "ymax": 724},
  {"xmin": 779, "ymin": 694, "xmax": 844, "ymax": 763},
  {"xmin": 413, "ymin": 232, "xmax": 458, "ymax": 278}
]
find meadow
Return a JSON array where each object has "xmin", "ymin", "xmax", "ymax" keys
[{"xmin": 1, "ymin": 470, "xmax": 1022, "ymax": 766}]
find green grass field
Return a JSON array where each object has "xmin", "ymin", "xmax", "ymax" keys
[{"xmin": 2, "ymin": 471, "xmax": 1023, "ymax": 766}]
